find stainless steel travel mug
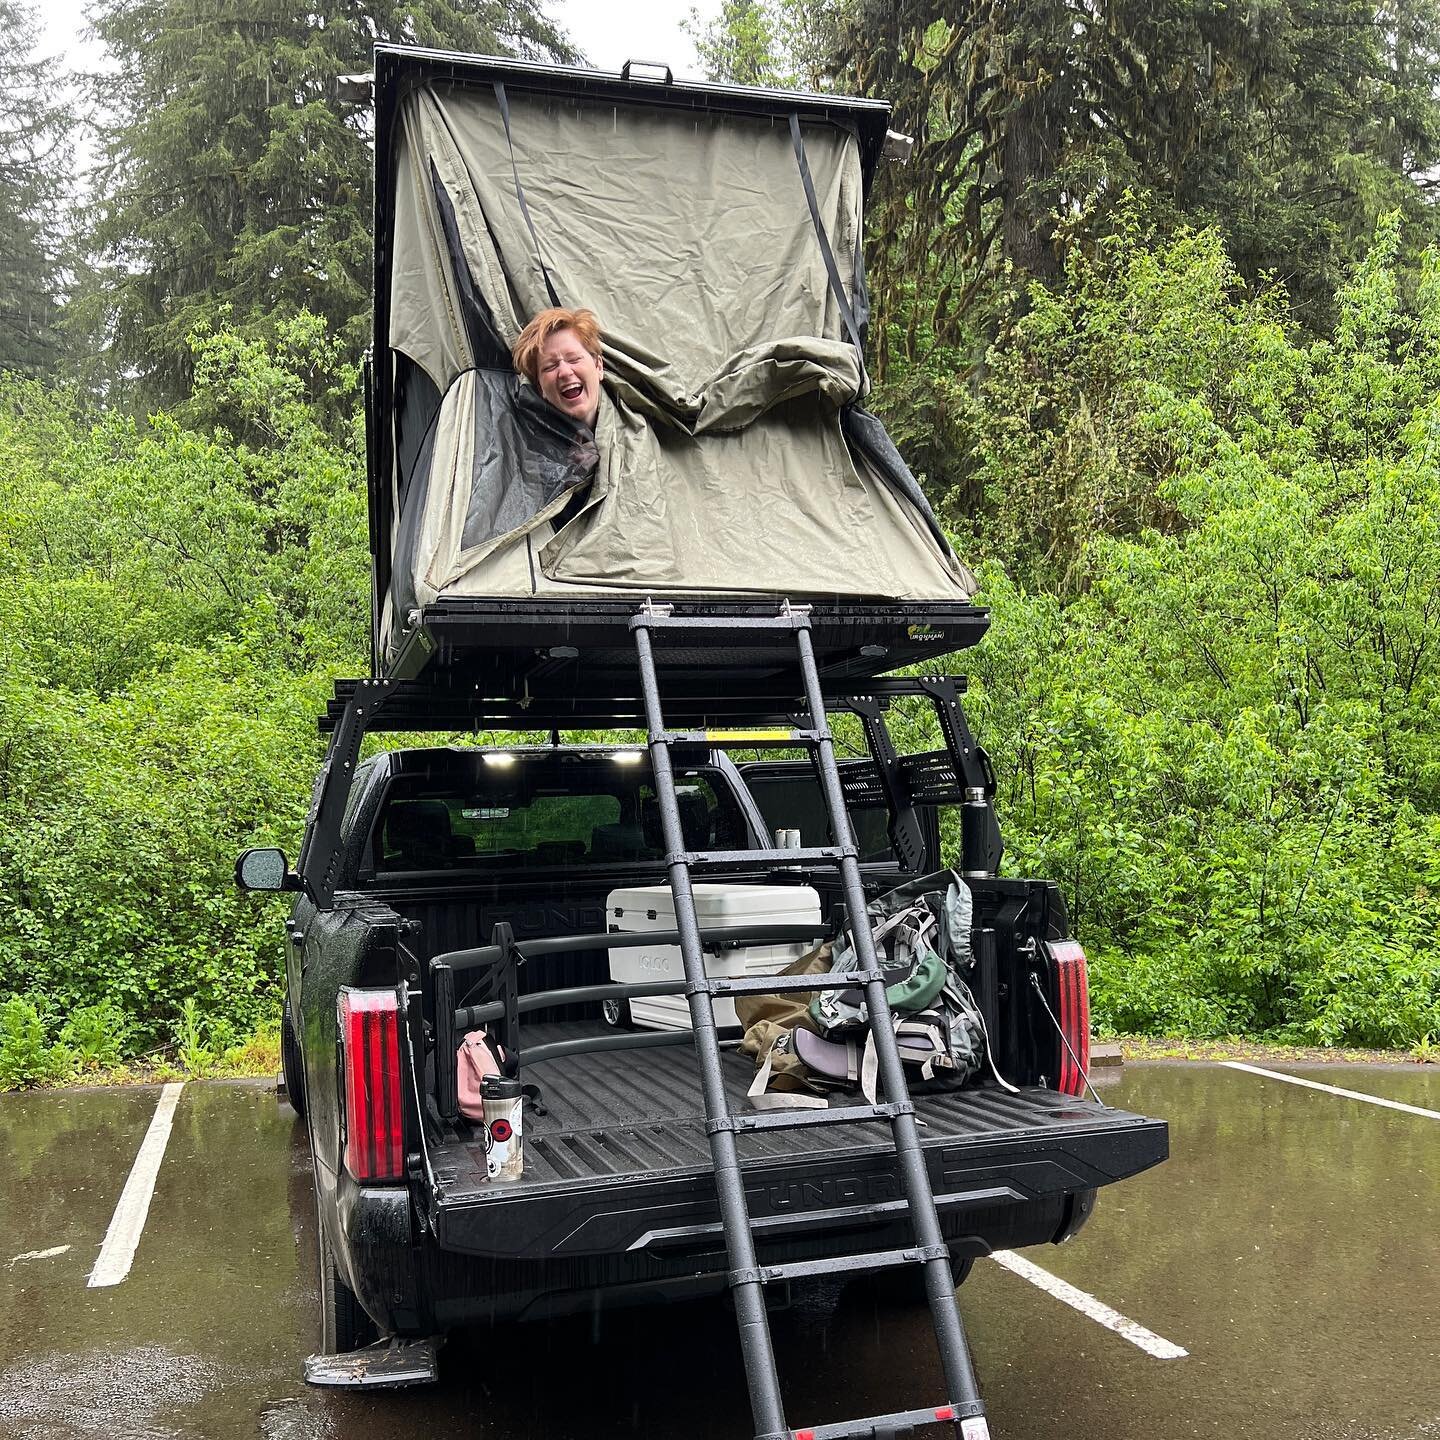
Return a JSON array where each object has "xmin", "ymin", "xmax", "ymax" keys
[{"xmin": 481, "ymin": 1075, "xmax": 524, "ymax": 1180}]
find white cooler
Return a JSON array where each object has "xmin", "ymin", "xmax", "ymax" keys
[{"xmin": 607, "ymin": 883, "xmax": 823, "ymax": 1031}]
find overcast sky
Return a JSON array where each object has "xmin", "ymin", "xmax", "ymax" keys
[
  {"xmin": 34, "ymin": 0, "xmax": 716, "ymax": 184},
  {"xmin": 38, "ymin": 0, "xmax": 714, "ymax": 76}
]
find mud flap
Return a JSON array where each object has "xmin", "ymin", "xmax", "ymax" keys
[{"xmin": 303, "ymin": 1336, "xmax": 442, "ymax": 1388}]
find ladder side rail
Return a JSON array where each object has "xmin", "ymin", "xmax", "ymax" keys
[
  {"xmin": 632, "ymin": 620, "xmax": 790, "ymax": 1440},
  {"xmin": 795, "ymin": 627, "xmax": 986, "ymax": 1422}
]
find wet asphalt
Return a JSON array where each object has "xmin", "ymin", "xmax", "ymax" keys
[{"xmin": 0, "ymin": 1063, "xmax": 1435, "ymax": 1440}]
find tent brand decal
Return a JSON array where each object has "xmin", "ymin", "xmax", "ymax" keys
[{"xmin": 907, "ymin": 624, "xmax": 945, "ymax": 641}]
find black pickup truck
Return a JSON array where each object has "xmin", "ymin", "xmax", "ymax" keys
[
  {"xmin": 232, "ymin": 46, "xmax": 1170, "ymax": 1428},
  {"xmin": 237, "ymin": 661, "xmax": 1168, "ymax": 1384}
]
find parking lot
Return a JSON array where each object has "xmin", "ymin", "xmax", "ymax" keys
[{"xmin": 1, "ymin": 1061, "xmax": 1436, "ymax": 1440}]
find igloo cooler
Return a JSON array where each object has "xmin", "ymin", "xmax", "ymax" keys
[{"xmin": 606, "ymin": 883, "xmax": 823, "ymax": 1031}]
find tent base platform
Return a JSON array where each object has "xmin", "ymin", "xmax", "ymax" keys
[{"xmin": 379, "ymin": 597, "xmax": 989, "ymax": 725}]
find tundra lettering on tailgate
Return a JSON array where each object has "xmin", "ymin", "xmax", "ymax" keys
[{"xmin": 747, "ymin": 1173, "xmax": 900, "ymax": 1215}]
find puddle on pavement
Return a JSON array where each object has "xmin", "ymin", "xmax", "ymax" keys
[
  {"xmin": 0, "ymin": 1344, "xmax": 224, "ymax": 1439},
  {"xmin": 0, "ymin": 1067, "xmax": 1435, "ymax": 1439},
  {"xmin": 0, "ymin": 1083, "xmax": 313, "ymax": 1439},
  {"xmin": 1, "ymin": 1089, "xmax": 161, "ymax": 1266}
]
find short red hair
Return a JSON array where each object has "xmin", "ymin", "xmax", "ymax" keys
[{"xmin": 512, "ymin": 307, "xmax": 603, "ymax": 385}]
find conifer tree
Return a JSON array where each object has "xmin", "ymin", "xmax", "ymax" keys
[
  {"xmin": 82, "ymin": 1, "xmax": 577, "ymax": 405},
  {"xmin": 0, "ymin": 1, "xmax": 74, "ymax": 378},
  {"xmin": 835, "ymin": 0, "xmax": 1440, "ymax": 356},
  {"xmin": 683, "ymin": 0, "xmax": 836, "ymax": 90}
]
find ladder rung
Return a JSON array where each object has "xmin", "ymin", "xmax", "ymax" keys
[
  {"xmin": 678, "ymin": 845, "xmax": 852, "ymax": 871},
  {"xmin": 741, "ymin": 1244, "xmax": 948, "ymax": 1287},
  {"xmin": 657, "ymin": 728, "xmax": 826, "ymax": 747},
  {"xmin": 712, "ymin": 1100, "xmax": 912, "ymax": 1134},
  {"xmin": 703, "ymin": 969, "xmax": 882, "ymax": 996},
  {"xmin": 631, "ymin": 611, "xmax": 810, "ymax": 632},
  {"xmin": 779, "ymin": 1403, "xmax": 977, "ymax": 1440}
]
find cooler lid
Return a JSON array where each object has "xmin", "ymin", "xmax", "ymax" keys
[{"xmin": 608, "ymin": 882, "xmax": 821, "ymax": 920}]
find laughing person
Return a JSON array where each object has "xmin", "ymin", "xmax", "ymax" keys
[{"xmin": 512, "ymin": 306, "xmax": 605, "ymax": 431}]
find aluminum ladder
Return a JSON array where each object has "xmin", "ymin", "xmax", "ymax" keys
[{"xmin": 631, "ymin": 601, "xmax": 990, "ymax": 1440}]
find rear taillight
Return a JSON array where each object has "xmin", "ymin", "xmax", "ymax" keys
[
  {"xmin": 338, "ymin": 987, "xmax": 405, "ymax": 1182},
  {"xmin": 1048, "ymin": 939, "xmax": 1090, "ymax": 1097}
]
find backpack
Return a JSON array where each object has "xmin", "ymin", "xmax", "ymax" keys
[
  {"xmin": 457, "ymin": 1028, "xmax": 548, "ymax": 1125},
  {"xmin": 808, "ymin": 899, "xmax": 948, "ymax": 1034},
  {"xmin": 456, "ymin": 1029, "xmax": 508, "ymax": 1122},
  {"xmin": 805, "ymin": 870, "xmax": 986, "ymax": 1091}
]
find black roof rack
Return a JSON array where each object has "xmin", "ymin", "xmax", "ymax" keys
[{"xmin": 321, "ymin": 664, "xmax": 976, "ymax": 734}]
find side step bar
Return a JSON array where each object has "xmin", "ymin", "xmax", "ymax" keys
[{"xmin": 303, "ymin": 1337, "xmax": 442, "ymax": 1389}]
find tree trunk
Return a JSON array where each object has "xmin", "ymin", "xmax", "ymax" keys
[{"xmin": 1001, "ymin": 83, "xmax": 1061, "ymax": 286}]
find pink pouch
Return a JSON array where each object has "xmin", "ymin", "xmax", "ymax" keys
[{"xmin": 457, "ymin": 1029, "xmax": 508, "ymax": 1121}]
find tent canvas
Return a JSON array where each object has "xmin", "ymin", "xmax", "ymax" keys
[{"xmin": 372, "ymin": 50, "xmax": 976, "ymax": 670}]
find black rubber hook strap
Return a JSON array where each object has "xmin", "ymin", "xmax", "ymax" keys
[
  {"xmin": 789, "ymin": 112, "xmax": 865, "ymax": 358},
  {"xmin": 494, "ymin": 81, "xmax": 562, "ymax": 309}
]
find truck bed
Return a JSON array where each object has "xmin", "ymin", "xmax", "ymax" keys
[{"xmin": 423, "ymin": 1023, "xmax": 1168, "ymax": 1260}]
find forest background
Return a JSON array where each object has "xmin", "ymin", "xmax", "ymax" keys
[{"xmin": 1, "ymin": 0, "xmax": 1438, "ymax": 1083}]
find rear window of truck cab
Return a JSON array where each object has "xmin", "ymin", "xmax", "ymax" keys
[{"xmin": 366, "ymin": 752, "xmax": 750, "ymax": 874}]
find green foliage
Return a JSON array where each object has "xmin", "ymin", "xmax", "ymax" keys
[
  {"xmin": 0, "ymin": 321, "xmax": 367, "ymax": 1066},
  {"xmin": 0, "ymin": 997, "xmax": 70, "ymax": 1088},
  {"xmin": 174, "ymin": 998, "xmax": 218, "ymax": 1077},
  {"xmin": 949, "ymin": 211, "xmax": 1293, "ymax": 593},
  {"xmin": 951, "ymin": 217, "xmax": 1440, "ymax": 1046},
  {"xmin": 684, "ymin": 0, "xmax": 838, "ymax": 89},
  {"xmin": 61, "ymin": 1000, "xmax": 128, "ymax": 1072},
  {"xmin": 837, "ymin": 0, "xmax": 1440, "ymax": 443}
]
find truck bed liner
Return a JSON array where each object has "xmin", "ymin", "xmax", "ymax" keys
[{"xmin": 428, "ymin": 1023, "xmax": 1162, "ymax": 1200}]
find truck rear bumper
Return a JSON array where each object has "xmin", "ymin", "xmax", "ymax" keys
[{"xmin": 344, "ymin": 1074, "xmax": 1167, "ymax": 1331}]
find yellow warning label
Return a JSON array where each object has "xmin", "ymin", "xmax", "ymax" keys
[{"xmin": 704, "ymin": 728, "xmax": 795, "ymax": 742}]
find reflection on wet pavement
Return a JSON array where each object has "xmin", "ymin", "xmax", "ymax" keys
[
  {"xmin": 0, "ymin": 1065, "xmax": 1435, "ymax": 1439},
  {"xmin": 0, "ymin": 1084, "xmax": 310, "ymax": 1439}
]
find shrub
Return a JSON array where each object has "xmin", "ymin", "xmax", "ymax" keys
[
  {"xmin": 948, "ymin": 217, "xmax": 1440, "ymax": 1045},
  {"xmin": 60, "ymin": 1000, "xmax": 129, "ymax": 1071},
  {"xmin": 0, "ymin": 322, "xmax": 365, "ymax": 1056},
  {"xmin": 0, "ymin": 997, "xmax": 71, "ymax": 1088}
]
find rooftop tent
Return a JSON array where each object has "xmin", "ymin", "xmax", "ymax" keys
[{"xmin": 372, "ymin": 50, "xmax": 976, "ymax": 670}]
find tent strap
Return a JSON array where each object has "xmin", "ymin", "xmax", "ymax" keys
[
  {"xmin": 789, "ymin": 112, "xmax": 864, "ymax": 357},
  {"xmin": 495, "ymin": 81, "xmax": 563, "ymax": 309}
]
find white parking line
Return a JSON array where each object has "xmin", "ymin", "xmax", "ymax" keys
[
  {"xmin": 87, "ymin": 1082, "xmax": 184, "ymax": 1289},
  {"xmin": 1222, "ymin": 1062, "xmax": 1440, "ymax": 1120},
  {"xmin": 989, "ymin": 1250, "xmax": 1188, "ymax": 1359}
]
